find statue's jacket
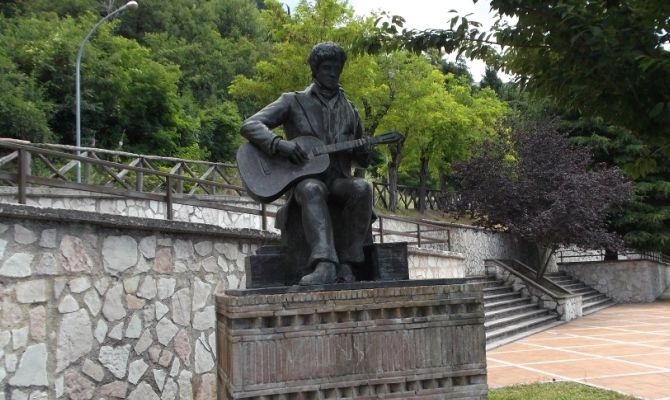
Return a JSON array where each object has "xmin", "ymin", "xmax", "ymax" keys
[{"xmin": 240, "ymin": 83, "xmax": 369, "ymax": 230}]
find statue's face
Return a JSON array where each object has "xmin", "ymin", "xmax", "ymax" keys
[{"xmin": 314, "ymin": 60, "xmax": 342, "ymax": 90}]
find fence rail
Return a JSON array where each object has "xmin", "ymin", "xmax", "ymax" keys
[
  {"xmin": 0, "ymin": 140, "xmax": 451, "ymax": 250},
  {"xmin": 557, "ymin": 249, "xmax": 670, "ymax": 264}
]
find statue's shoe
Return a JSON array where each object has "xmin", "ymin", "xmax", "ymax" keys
[
  {"xmin": 336, "ymin": 263, "xmax": 356, "ymax": 283},
  {"xmin": 299, "ymin": 261, "xmax": 336, "ymax": 286}
]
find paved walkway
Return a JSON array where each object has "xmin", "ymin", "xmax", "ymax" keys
[{"xmin": 487, "ymin": 302, "xmax": 670, "ymax": 400}]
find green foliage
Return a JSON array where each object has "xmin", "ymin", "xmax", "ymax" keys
[
  {"xmin": 0, "ymin": 1, "xmax": 266, "ymax": 160},
  {"xmin": 231, "ymin": 0, "xmax": 509, "ymax": 188},
  {"xmin": 566, "ymin": 117, "xmax": 670, "ymax": 252},
  {"xmin": 365, "ymin": 0, "xmax": 670, "ymax": 149},
  {"xmin": 0, "ymin": 49, "xmax": 53, "ymax": 142}
]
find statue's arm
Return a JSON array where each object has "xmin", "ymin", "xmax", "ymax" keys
[{"xmin": 240, "ymin": 94, "xmax": 291, "ymax": 155}]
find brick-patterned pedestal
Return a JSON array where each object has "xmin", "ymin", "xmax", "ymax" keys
[{"xmin": 216, "ymin": 280, "xmax": 487, "ymax": 399}]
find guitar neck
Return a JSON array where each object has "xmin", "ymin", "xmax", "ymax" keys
[{"xmin": 313, "ymin": 137, "xmax": 380, "ymax": 156}]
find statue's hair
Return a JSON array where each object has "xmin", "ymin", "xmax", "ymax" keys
[{"xmin": 307, "ymin": 42, "xmax": 347, "ymax": 75}]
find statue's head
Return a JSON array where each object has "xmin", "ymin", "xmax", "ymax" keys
[{"xmin": 308, "ymin": 42, "xmax": 347, "ymax": 85}]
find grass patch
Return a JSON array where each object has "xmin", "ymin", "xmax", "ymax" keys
[{"xmin": 489, "ymin": 382, "xmax": 639, "ymax": 400}]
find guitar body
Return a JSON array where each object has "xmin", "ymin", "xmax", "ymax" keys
[{"xmin": 237, "ymin": 136, "xmax": 330, "ymax": 203}]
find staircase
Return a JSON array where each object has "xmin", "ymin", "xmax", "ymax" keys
[
  {"xmin": 545, "ymin": 271, "xmax": 616, "ymax": 315},
  {"xmin": 468, "ymin": 276, "xmax": 562, "ymax": 350}
]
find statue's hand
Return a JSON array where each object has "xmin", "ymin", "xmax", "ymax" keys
[{"xmin": 276, "ymin": 140, "xmax": 308, "ymax": 164}]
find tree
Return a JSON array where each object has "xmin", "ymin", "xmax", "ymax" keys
[
  {"xmin": 230, "ymin": 0, "xmax": 509, "ymax": 211},
  {"xmin": 0, "ymin": 13, "xmax": 194, "ymax": 155},
  {"xmin": 450, "ymin": 118, "xmax": 632, "ymax": 279},
  {"xmin": 566, "ymin": 117, "xmax": 670, "ymax": 253},
  {"xmin": 479, "ymin": 66, "xmax": 502, "ymax": 95},
  {"xmin": 363, "ymin": 0, "xmax": 670, "ymax": 150}
]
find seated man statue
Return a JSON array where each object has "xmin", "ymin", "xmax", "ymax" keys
[{"xmin": 240, "ymin": 42, "xmax": 374, "ymax": 285}]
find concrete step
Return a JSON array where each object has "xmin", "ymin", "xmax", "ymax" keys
[
  {"xmin": 485, "ymin": 308, "xmax": 551, "ymax": 329},
  {"xmin": 486, "ymin": 319, "xmax": 564, "ymax": 350},
  {"xmin": 571, "ymin": 287, "xmax": 597, "ymax": 295},
  {"xmin": 467, "ymin": 278, "xmax": 503, "ymax": 289},
  {"xmin": 583, "ymin": 292, "xmax": 607, "ymax": 303},
  {"xmin": 486, "ymin": 314, "xmax": 561, "ymax": 345},
  {"xmin": 583, "ymin": 298, "xmax": 616, "ymax": 315},
  {"xmin": 484, "ymin": 291, "xmax": 522, "ymax": 302},
  {"xmin": 485, "ymin": 303, "xmax": 541, "ymax": 320},
  {"xmin": 484, "ymin": 296, "xmax": 531, "ymax": 312},
  {"xmin": 483, "ymin": 285, "xmax": 515, "ymax": 295}
]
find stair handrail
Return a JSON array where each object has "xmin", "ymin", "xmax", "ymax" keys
[
  {"xmin": 485, "ymin": 259, "xmax": 576, "ymax": 301},
  {"xmin": 503, "ymin": 259, "xmax": 572, "ymax": 295}
]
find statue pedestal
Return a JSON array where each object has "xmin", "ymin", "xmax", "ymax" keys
[{"xmin": 215, "ymin": 280, "xmax": 488, "ymax": 399}]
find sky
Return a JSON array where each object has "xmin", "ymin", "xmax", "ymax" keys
[{"xmin": 281, "ymin": 0, "xmax": 507, "ymax": 82}]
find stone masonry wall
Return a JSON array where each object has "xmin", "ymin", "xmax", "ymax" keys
[
  {"xmin": 0, "ymin": 204, "xmax": 277, "ymax": 400},
  {"xmin": 0, "ymin": 189, "xmax": 527, "ymax": 276},
  {"xmin": 379, "ymin": 218, "xmax": 534, "ymax": 276},
  {"xmin": 559, "ymin": 260, "xmax": 670, "ymax": 303}
]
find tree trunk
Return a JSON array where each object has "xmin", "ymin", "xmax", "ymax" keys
[
  {"xmin": 388, "ymin": 141, "xmax": 403, "ymax": 212},
  {"xmin": 536, "ymin": 245, "xmax": 557, "ymax": 281},
  {"xmin": 418, "ymin": 155, "xmax": 429, "ymax": 213}
]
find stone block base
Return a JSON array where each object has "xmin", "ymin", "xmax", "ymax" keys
[{"xmin": 216, "ymin": 280, "xmax": 487, "ymax": 399}]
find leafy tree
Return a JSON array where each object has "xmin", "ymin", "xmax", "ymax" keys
[
  {"xmin": 566, "ymin": 118, "xmax": 670, "ymax": 253},
  {"xmin": 231, "ymin": 0, "xmax": 509, "ymax": 211},
  {"xmin": 450, "ymin": 118, "xmax": 632, "ymax": 279},
  {"xmin": 0, "ymin": 49, "xmax": 53, "ymax": 143},
  {"xmin": 479, "ymin": 66, "xmax": 502, "ymax": 95},
  {"xmin": 0, "ymin": 13, "xmax": 194, "ymax": 155},
  {"xmin": 363, "ymin": 0, "xmax": 670, "ymax": 151}
]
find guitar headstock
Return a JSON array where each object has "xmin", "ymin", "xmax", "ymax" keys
[{"xmin": 374, "ymin": 131, "xmax": 404, "ymax": 144}]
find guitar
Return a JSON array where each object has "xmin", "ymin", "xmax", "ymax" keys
[{"xmin": 237, "ymin": 132, "xmax": 403, "ymax": 203}]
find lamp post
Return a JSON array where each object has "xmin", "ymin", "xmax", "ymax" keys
[{"xmin": 75, "ymin": 0, "xmax": 138, "ymax": 183}]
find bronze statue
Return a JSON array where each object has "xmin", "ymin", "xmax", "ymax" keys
[{"xmin": 239, "ymin": 42, "xmax": 376, "ymax": 285}]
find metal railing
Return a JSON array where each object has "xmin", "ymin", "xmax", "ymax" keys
[
  {"xmin": 557, "ymin": 249, "xmax": 670, "ymax": 264},
  {"xmin": 0, "ymin": 140, "xmax": 452, "ymax": 250},
  {"xmin": 372, "ymin": 182, "xmax": 449, "ymax": 211}
]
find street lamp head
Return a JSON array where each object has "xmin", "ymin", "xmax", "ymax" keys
[{"xmin": 126, "ymin": 1, "xmax": 139, "ymax": 10}]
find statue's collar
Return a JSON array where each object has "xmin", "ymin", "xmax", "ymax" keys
[{"xmin": 306, "ymin": 83, "xmax": 342, "ymax": 104}]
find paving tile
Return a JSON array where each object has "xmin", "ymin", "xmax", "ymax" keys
[
  {"xmin": 516, "ymin": 336, "xmax": 613, "ymax": 348},
  {"xmin": 588, "ymin": 372, "xmax": 670, "ymax": 400},
  {"xmin": 486, "ymin": 302, "xmax": 670, "ymax": 399},
  {"xmin": 615, "ymin": 352, "xmax": 670, "ymax": 369},
  {"xmin": 489, "ymin": 348, "xmax": 596, "ymax": 364},
  {"xmin": 565, "ymin": 343, "xmax": 663, "ymax": 357},
  {"xmin": 527, "ymin": 357, "xmax": 662, "ymax": 380},
  {"xmin": 487, "ymin": 342, "xmax": 542, "ymax": 354},
  {"xmin": 586, "ymin": 332, "xmax": 670, "ymax": 342},
  {"xmin": 487, "ymin": 365, "xmax": 557, "ymax": 388}
]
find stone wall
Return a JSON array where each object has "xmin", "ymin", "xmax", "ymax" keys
[
  {"xmin": 379, "ymin": 218, "xmax": 535, "ymax": 276},
  {"xmin": 0, "ymin": 188, "xmax": 530, "ymax": 276},
  {"xmin": 559, "ymin": 260, "xmax": 670, "ymax": 303},
  {"xmin": 0, "ymin": 204, "xmax": 277, "ymax": 400},
  {"xmin": 407, "ymin": 247, "xmax": 466, "ymax": 279},
  {"xmin": 0, "ymin": 188, "xmax": 280, "ymax": 234}
]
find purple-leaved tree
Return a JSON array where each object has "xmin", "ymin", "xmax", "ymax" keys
[{"xmin": 450, "ymin": 119, "xmax": 633, "ymax": 280}]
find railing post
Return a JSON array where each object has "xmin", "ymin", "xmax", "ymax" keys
[
  {"xmin": 379, "ymin": 216, "xmax": 384, "ymax": 244},
  {"xmin": 176, "ymin": 164, "xmax": 184, "ymax": 194},
  {"xmin": 447, "ymin": 229, "xmax": 451, "ymax": 252},
  {"xmin": 261, "ymin": 203, "xmax": 267, "ymax": 231},
  {"xmin": 166, "ymin": 175, "xmax": 173, "ymax": 220},
  {"xmin": 80, "ymin": 150, "xmax": 90, "ymax": 184},
  {"xmin": 136, "ymin": 157, "xmax": 144, "ymax": 192},
  {"xmin": 417, "ymin": 223, "xmax": 422, "ymax": 248},
  {"xmin": 17, "ymin": 149, "xmax": 29, "ymax": 204}
]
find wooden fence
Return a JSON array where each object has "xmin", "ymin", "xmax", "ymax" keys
[{"xmin": 0, "ymin": 140, "xmax": 452, "ymax": 250}]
